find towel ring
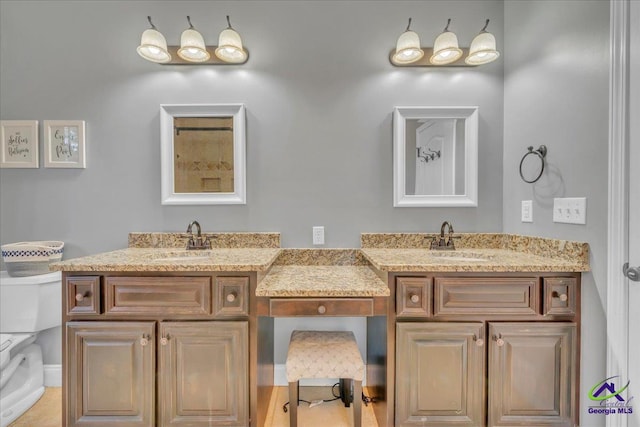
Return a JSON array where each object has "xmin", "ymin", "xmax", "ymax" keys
[{"xmin": 519, "ymin": 145, "xmax": 547, "ymax": 183}]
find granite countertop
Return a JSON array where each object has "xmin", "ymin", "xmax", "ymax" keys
[
  {"xmin": 360, "ymin": 247, "xmax": 590, "ymax": 272},
  {"xmin": 359, "ymin": 233, "xmax": 590, "ymax": 273},
  {"xmin": 50, "ymin": 247, "xmax": 282, "ymax": 272},
  {"xmin": 50, "ymin": 232, "xmax": 589, "ymax": 292},
  {"xmin": 256, "ymin": 265, "xmax": 389, "ymax": 297}
]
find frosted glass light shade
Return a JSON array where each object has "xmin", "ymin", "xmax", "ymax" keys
[
  {"xmin": 215, "ymin": 28, "xmax": 247, "ymax": 63},
  {"xmin": 137, "ymin": 28, "xmax": 171, "ymax": 63},
  {"xmin": 392, "ymin": 30, "xmax": 424, "ymax": 64},
  {"xmin": 465, "ymin": 31, "xmax": 500, "ymax": 65},
  {"xmin": 430, "ymin": 31, "xmax": 463, "ymax": 65},
  {"xmin": 178, "ymin": 28, "xmax": 210, "ymax": 62}
]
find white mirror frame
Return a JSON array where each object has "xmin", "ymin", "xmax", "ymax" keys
[
  {"xmin": 160, "ymin": 104, "xmax": 246, "ymax": 205},
  {"xmin": 393, "ymin": 106, "xmax": 478, "ymax": 207}
]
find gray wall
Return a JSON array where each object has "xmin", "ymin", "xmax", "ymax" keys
[
  {"xmin": 0, "ymin": 0, "xmax": 504, "ymax": 259},
  {"xmin": 0, "ymin": 0, "xmax": 504, "ymax": 367},
  {"xmin": 503, "ymin": 1, "xmax": 609, "ymax": 426}
]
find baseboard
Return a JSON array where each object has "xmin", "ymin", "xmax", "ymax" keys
[
  {"xmin": 274, "ymin": 364, "xmax": 367, "ymax": 387},
  {"xmin": 44, "ymin": 364, "xmax": 62, "ymax": 387}
]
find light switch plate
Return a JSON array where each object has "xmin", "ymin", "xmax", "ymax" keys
[
  {"xmin": 521, "ymin": 200, "xmax": 533, "ymax": 223},
  {"xmin": 553, "ymin": 197, "xmax": 587, "ymax": 224}
]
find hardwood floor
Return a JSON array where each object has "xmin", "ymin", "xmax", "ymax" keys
[
  {"xmin": 8, "ymin": 388, "xmax": 61, "ymax": 427},
  {"xmin": 9, "ymin": 386, "xmax": 379, "ymax": 427}
]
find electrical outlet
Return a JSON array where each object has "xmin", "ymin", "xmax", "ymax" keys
[
  {"xmin": 521, "ymin": 200, "xmax": 533, "ymax": 223},
  {"xmin": 553, "ymin": 197, "xmax": 587, "ymax": 224},
  {"xmin": 312, "ymin": 226, "xmax": 325, "ymax": 245}
]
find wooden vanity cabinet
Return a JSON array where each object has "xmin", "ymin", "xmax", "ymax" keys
[
  {"xmin": 63, "ymin": 274, "xmax": 253, "ymax": 427},
  {"xmin": 392, "ymin": 274, "xmax": 580, "ymax": 427}
]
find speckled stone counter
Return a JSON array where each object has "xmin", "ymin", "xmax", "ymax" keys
[
  {"xmin": 50, "ymin": 247, "xmax": 282, "ymax": 272},
  {"xmin": 360, "ymin": 233, "xmax": 590, "ymax": 272},
  {"xmin": 51, "ymin": 232, "xmax": 588, "ymax": 287},
  {"xmin": 256, "ymin": 249, "xmax": 389, "ymax": 297},
  {"xmin": 52, "ymin": 232, "xmax": 282, "ymax": 272},
  {"xmin": 256, "ymin": 265, "xmax": 389, "ymax": 297}
]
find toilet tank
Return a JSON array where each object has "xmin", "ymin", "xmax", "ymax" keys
[{"xmin": 0, "ymin": 271, "xmax": 62, "ymax": 333}]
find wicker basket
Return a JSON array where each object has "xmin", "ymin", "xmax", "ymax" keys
[{"xmin": 1, "ymin": 241, "xmax": 64, "ymax": 277}]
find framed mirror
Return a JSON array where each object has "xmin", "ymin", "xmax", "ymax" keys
[
  {"xmin": 393, "ymin": 106, "xmax": 478, "ymax": 207},
  {"xmin": 160, "ymin": 104, "xmax": 246, "ymax": 205}
]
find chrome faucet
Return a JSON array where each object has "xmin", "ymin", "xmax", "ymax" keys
[
  {"xmin": 430, "ymin": 221, "xmax": 459, "ymax": 250},
  {"xmin": 186, "ymin": 220, "xmax": 211, "ymax": 250}
]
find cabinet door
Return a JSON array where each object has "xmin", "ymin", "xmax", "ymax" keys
[
  {"xmin": 488, "ymin": 322, "xmax": 577, "ymax": 427},
  {"xmin": 396, "ymin": 322, "xmax": 485, "ymax": 426},
  {"xmin": 66, "ymin": 321, "xmax": 155, "ymax": 427},
  {"xmin": 158, "ymin": 321, "xmax": 249, "ymax": 427}
]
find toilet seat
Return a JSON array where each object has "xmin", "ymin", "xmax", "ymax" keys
[
  {"xmin": 0, "ymin": 335, "xmax": 11, "ymax": 371},
  {"xmin": 0, "ymin": 344, "xmax": 44, "ymax": 427},
  {"xmin": 0, "ymin": 335, "xmax": 12, "ymax": 352},
  {"xmin": 0, "ymin": 334, "xmax": 34, "ymax": 371}
]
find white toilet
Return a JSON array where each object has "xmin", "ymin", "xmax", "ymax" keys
[{"xmin": 0, "ymin": 271, "xmax": 61, "ymax": 427}]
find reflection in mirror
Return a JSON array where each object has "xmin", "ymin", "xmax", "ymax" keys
[
  {"xmin": 161, "ymin": 104, "xmax": 246, "ymax": 205},
  {"xmin": 405, "ymin": 118, "xmax": 466, "ymax": 196},
  {"xmin": 173, "ymin": 117, "xmax": 234, "ymax": 193},
  {"xmin": 393, "ymin": 106, "xmax": 478, "ymax": 207}
]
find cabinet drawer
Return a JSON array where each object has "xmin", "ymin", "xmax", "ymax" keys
[
  {"xmin": 67, "ymin": 276, "xmax": 101, "ymax": 316},
  {"xmin": 214, "ymin": 276, "xmax": 249, "ymax": 317},
  {"xmin": 269, "ymin": 298, "xmax": 374, "ymax": 317},
  {"xmin": 543, "ymin": 277, "xmax": 577, "ymax": 316},
  {"xmin": 434, "ymin": 277, "xmax": 539, "ymax": 316},
  {"xmin": 396, "ymin": 277, "xmax": 432, "ymax": 318},
  {"xmin": 105, "ymin": 276, "xmax": 211, "ymax": 316}
]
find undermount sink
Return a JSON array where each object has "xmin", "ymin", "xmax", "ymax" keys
[
  {"xmin": 427, "ymin": 251, "xmax": 489, "ymax": 262},
  {"xmin": 152, "ymin": 250, "xmax": 215, "ymax": 262},
  {"xmin": 154, "ymin": 256, "xmax": 212, "ymax": 262}
]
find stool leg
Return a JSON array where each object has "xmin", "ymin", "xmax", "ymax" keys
[
  {"xmin": 288, "ymin": 381, "xmax": 298, "ymax": 427},
  {"xmin": 340, "ymin": 378, "xmax": 352, "ymax": 407},
  {"xmin": 353, "ymin": 380, "xmax": 362, "ymax": 427}
]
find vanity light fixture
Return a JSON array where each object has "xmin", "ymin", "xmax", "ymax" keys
[
  {"xmin": 137, "ymin": 15, "xmax": 249, "ymax": 65},
  {"xmin": 388, "ymin": 18, "xmax": 500, "ymax": 67},
  {"xmin": 391, "ymin": 18, "xmax": 424, "ymax": 65},
  {"xmin": 214, "ymin": 16, "xmax": 248, "ymax": 63},
  {"xmin": 430, "ymin": 19, "xmax": 463, "ymax": 65},
  {"xmin": 465, "ymin": 19, "xmax": 500, "ymax": 65},
  {"xmin": 136, "ymin": 16, "xmax": 172, "ymax": 63},
  {"xmin": 177, "ymin": 16, "xmax": 210, "ymax": 62}
]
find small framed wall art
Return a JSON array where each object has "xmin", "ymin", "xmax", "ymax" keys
[
  {"xmin": 0, "ymin": 120, "xmax": 39, "ymax": 168},
  {"xmin": 43, "ymin": 120, "xmax": 86, "ymax": 168}
]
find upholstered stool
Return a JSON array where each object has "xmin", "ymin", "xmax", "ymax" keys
[{"xmin": 285, "ymin": 330, "xmax": 364, "ymax": 427}]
